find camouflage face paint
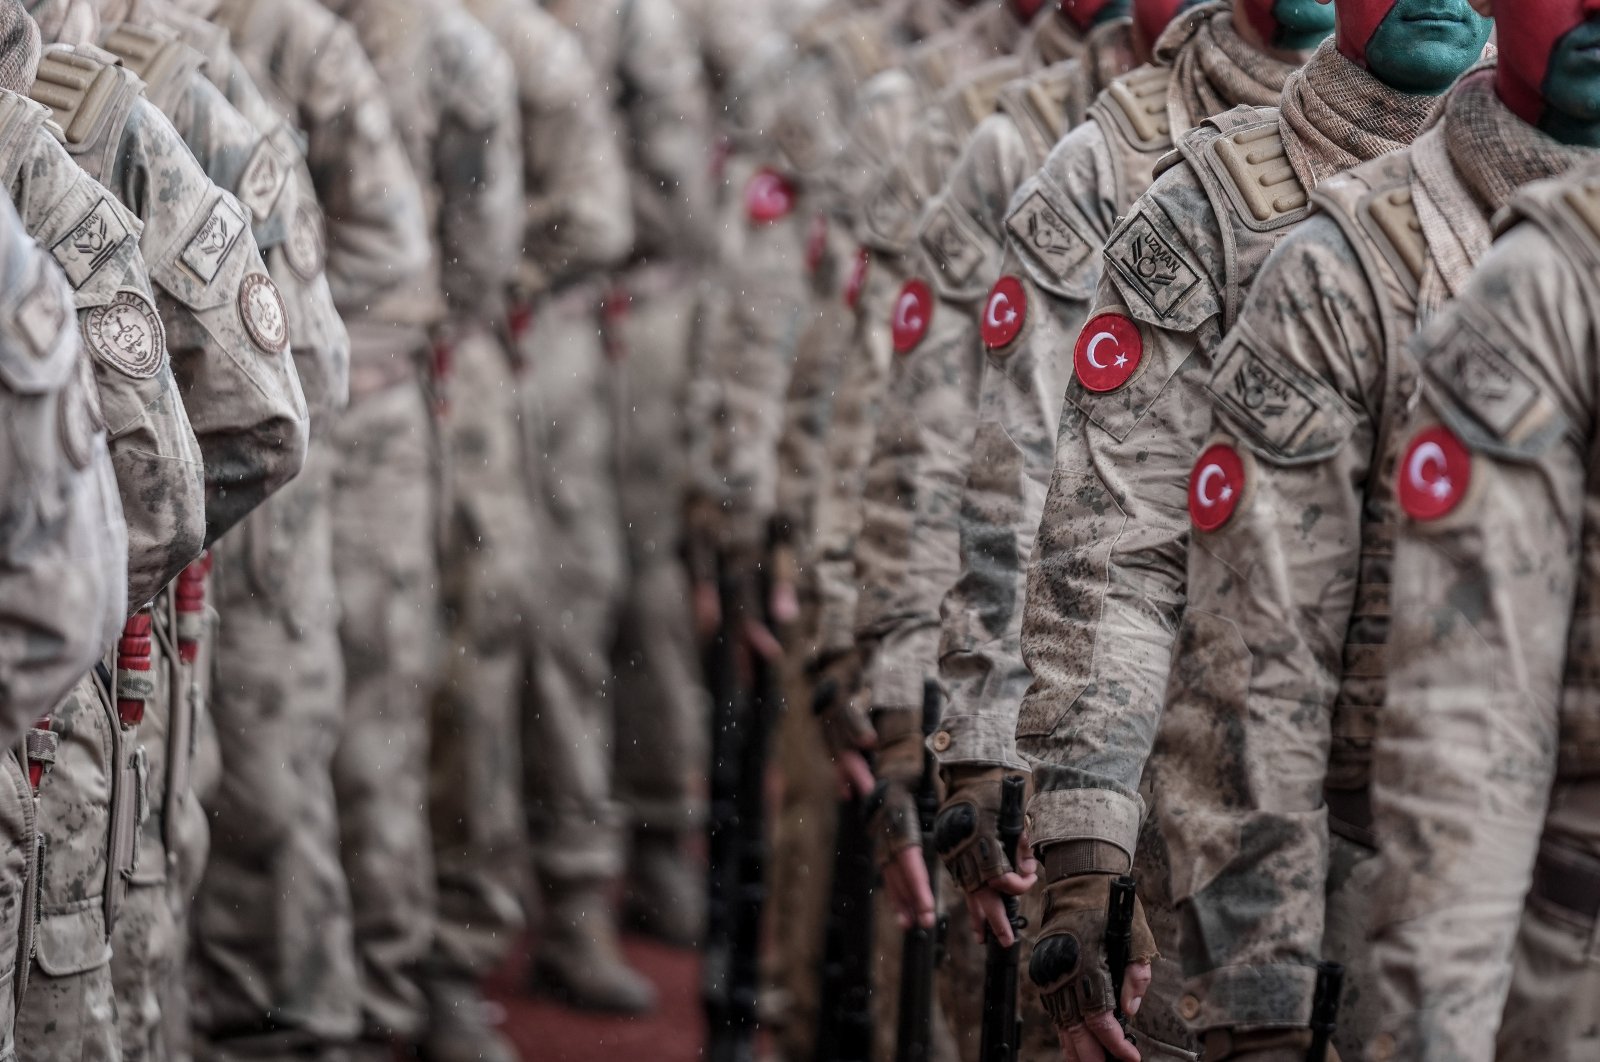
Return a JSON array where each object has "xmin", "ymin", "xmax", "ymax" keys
[
  {"xmin": 1497, "ymin": 0, "xmax": 1600, "ymax": 141},
  {"xmin": 1348, "ymin": 0, "xmax": 1492, "ymax": 95},
  {"xmin": 1238, "ymin": 0, "xmax": 1337, "ymax": 50}
]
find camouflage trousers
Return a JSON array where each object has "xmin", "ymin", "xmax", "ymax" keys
[
  {"xmin": 1322, "ymin": 831, "xmax": 1383, "ymax": 1059},
  {"xmin": 932, "ymin": 878, "xmax": 1056, "ymax": 1062},
  {"xmin": 1496, "ymin": 778, "xmax": 1600, "ymax": 1060},
  {"xmin": 330, "ymin": 379, "xmax": 441, "ymax": 1039},
  {"xmin": 0, "ymin": 750, "xmax": 34, "ymax": 1062},
  {"xmin": 1134, "ymin": 793, "xmax": 1204, "ymax": 1062},
  {"xmin": 520, "ymin": 284, "xmax": 627, "ymax": 894},
  {"xmin": 609, "ymin": 268, "xmax": 704, "ymax": 848},
  {"xmin": 429, "ymin": 328, "xmax": 534, "ymax": 982},
  {"xmin": 194, "ymin": 436, "xmax": 360, "ymax": 1060}
]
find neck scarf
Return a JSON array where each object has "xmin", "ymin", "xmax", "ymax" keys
[
  {"xmin": 1163, "ymin": 3, "xmax": 1300, "ymax": 133},
  {"xmin": 1280, "ymin": 38, "xmax": 1441, "ymax": 190},
  {"xmin": 1445, "ymin": 67, "xmax": 1596, "ymax": 216},
  {"xmin": 0, "ymin": 0, "xmax": 40, "ymax": 90}
]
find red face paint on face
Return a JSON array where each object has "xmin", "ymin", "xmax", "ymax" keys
[
  {"xmin": 1011, "ymin": 0, "xmax": 1049, "ymax": 20},
  {"xmin": 1335, "ymin": 0, "xmax": 1400, "ymax": 65},
  {"xmin": 1132, "ymin": 0, "xmax": 1190, "ymax": 45},
  {"xmin": 1497, "ymin": 0, "xmax": 1600, "ymax": 125},
  {"xmin": 1061, "ymin": 0, "xmax": 1114, "ymax": 30}
]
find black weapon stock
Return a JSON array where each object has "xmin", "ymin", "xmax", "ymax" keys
[
  {"xmin": 1103, "ymin": 875, "xmax": 1138, "ymax": 1061},
  {"xmin": 703, "ymin": 568, "xmax": 743, "ymax": 1060},
  {"xmin": 979, "ymin": 775, "xmax": 1027, "ymax": 1062},
  {"xmin": 894, "ymin": 680, "xmax": 945, "ymax": 1062},
  {"xmin": 1307, "ymin": 961, "xmax": 1344, "ymax": 1062},
  {"xmin": 814, "ymin": 681, "xmax": 874, "ymax": 1062}
]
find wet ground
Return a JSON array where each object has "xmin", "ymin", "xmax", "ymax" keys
[{"xmin": 487, "ymin": 935, "xmax": 704, "ymax": 1062}]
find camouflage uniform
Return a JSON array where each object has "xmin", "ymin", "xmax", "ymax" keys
[
  {"xmin": 317, "ymin": 0, "xmax": 519, "ymax": 1045},
  {"xmin": 1366, "ymin": 163, "xmax": 1600, "ymax": 1062},
  {"xmin": 201, "ymin": 0, "xmax": 432, "ymax": 1053},
  {"xmin": 18, "ymin": 27, "xmax": 307, "ymax": 1061}
]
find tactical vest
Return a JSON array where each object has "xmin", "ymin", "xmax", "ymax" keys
[{"xmin": 1310, "ymin": 134, "xmax": 1495, "ymax": 837}]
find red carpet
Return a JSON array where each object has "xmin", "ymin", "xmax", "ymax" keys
[{"xmin": 486, "ymin": 936, "xmax": 706, "ymax": 1062}]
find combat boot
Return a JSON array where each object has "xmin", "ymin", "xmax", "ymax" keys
[
  {"xmin": 531, "ymin": 882, "xmax": 658, "ymax": 1014},
  {"xmin": 624, "ymin": 830, "xmax": 705, "ymax": 947},
  {"xmin": 416, "ymin": 976, "xmax": 517, "ymax": 1062}
]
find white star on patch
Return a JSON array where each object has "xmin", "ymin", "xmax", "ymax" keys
[
  {"xmin": 1114, "ymin": 353, "xmax": 1128, "ymax": 367},
  {"xmin": 1220, "ymin": 485, "xmax": 1233, "ymax": 501},
  {"xmin": 1431, "ymin": 477, "xmax": 1452, "ymax": 500}
]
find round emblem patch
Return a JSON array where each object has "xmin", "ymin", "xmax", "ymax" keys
[
  {"xmin": 745, "ymin": 168, "xmax": 796, "ymax": 225},
  {"xmin": 1074, "ymin": 312, "xmax": 1143, "ymax": 393},
  {"xmin": 85, "ymin": 289, "xmax": 165, "ymax": 379},
  {"xmin": 806, "ymin": 213, "xmax": 829, "ymax": 276},
  {"xmin": 982, "ymin": 275, "xmax": 1026, "ymax": 350},
  {"xmin": 1188, "ymin": 443, "xmax": 1246, "ymax": 532},
  {"xmin": 891, "ymin": 279, "xmax": 933, "ymax": 354},
  {"xmin": 285, "ymin": 202, "xmax": 326, "ymax": 282},
  {"xmin": 845, "ymin": 247, "xmax": 871, "ymax": 310},
  {"xmin": 1398, "ymin": 424, "xmax": 1472, "ymax": 522},
  {"xmin": 239, "ymin": 273, "xmax": 289, "ymax": 354}
]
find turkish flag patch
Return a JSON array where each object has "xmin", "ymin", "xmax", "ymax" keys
[
  {"xmin": 746, "ymin": 168, "xmax": 796, "ymax": 224},
  {"xmin": 1398, "ymin": 424, "xmax": 1472, "ymax": 522},
  {"xmin": 1074, "ymin": 312, "xmax": 1143, "ymax": 393},
  {"xmin": 1188, "ymin": 443, "xmax": 1245, "ymax": 532},
  {"xmin": 891, "ymin": 279, "xmax": 934, "ymax": 354},
  {"xmin": 845, "ymin": 247, "xmax": 870, "ymax": 309},
  {"xmin": 982, "ymin": 275, "xmax": 1026, "ymax": 349}
]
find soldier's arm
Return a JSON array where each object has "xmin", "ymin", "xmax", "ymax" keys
[
  {"xmin": 0, "ymin": 196, "xmax": 126, "ymax": 734},
  {"xmin": 1153, "ymin": 217, "xmax": 1382, "ymax": 1036},
  {"xmin": 296, "ymin": 16, "xmax": 431, "ymax": 312},
  {"xmin": 120, "ymin": 98, "xmax": 308, "ymax": 544},
  {"xmin": 432, "ymin": 16, "xmax": 522, "ymax": 327},
  {"xmin": 1369, "ymin": 222, "xmax": 1590, "ymax": 1062}
]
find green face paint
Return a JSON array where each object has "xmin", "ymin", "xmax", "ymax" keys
[
  {"xmin": 1540, "ymin": 16, "xmax": 1600, "ymax": 145},
  {"xmin": 1358, "ymin": 0, "xmax": 1491, "ymax": 95},
  {"xmin": 1266, "ymin": 0, "xmax": 1337, "ymax": 50}
]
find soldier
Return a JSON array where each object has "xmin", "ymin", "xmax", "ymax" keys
[
  {"xmin": 197, "ymin": 0, "xmax": 431, "ymax": 1057},
  {"xmin": 426, "ymin": 0, "xmax": 624, "ymax": 1051},
  {"xmin": 1265, "ymin": 4, "xmax": 1600, "ymax": 1059},
  {"xmin": 994, "ymin": 0, "xmax": 1491, "ymax": 1059},
  {"xmin": 538, "ymin": 0, "xmax": 716, "ymax": 965},
  {"xmin": 308, "ymin": 1, "xmax": 519, "ymax": 1055}
]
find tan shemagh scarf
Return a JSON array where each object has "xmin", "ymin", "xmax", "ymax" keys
[
  {"xmin": 1279, "ymin": 38, "xmax": 1442, "ymax": 190},
  {"xmin": 1444, "ymin": 66, "xmax": 1597, "ymax": 216},
  {"xmin": 1163, "ymin": 3, "xmax": 1305, "ymax": 133},
  {"xmin": 1084, "ymin": 13, "xmax": 1135, "ymax": 97},
  {"xmin": 0, "ymin": 0, "xmax": 41, "ymax": 91}
]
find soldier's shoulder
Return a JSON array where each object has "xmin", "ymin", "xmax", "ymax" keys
[
  {"xmin": 1095, "ymin": 62, "xmax": 1172, "ymax": 152},
  {"xmin": 430, "ymin": 7, "xmax": 515, "ymax": 129},
  {"xmin": 99, "ymin": 21, "xmax": 208, "ymax": 114},
  {"xmin": 29, "ymin": 44, "xmax": 145, "ymax": 155},
  {"xmin": 1176, "ymin": 105, "xmax": 1308, "ymax": 233}
]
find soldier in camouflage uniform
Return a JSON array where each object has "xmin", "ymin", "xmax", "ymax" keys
[
  {"xmin": 313, "ymin": 0, "xmax": 520, "ymax": 1053},
  {"xmin": 199, "ymin": 0, "xmax": 432, "ymax": 1056},
  {"xmin": 995, "ymin": 2, "xmax": 1490, "ymax": 1059},
  {"xmin": 1205, "ymin": 5, "xmax": 1600, "ymax": 1060}
]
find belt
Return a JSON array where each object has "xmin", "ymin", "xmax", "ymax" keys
[
  {"xmin": 1324, "ymin": 787, "xmax": 1376, "ymax": 851},
  {"xmin": 1532, "ymin": 841, "xmax": 1600, "ymax": 923}
]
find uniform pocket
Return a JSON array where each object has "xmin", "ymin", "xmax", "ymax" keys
[{"xmin": 33, "ymin": 902, "xmax": 110, "ymax": 977}]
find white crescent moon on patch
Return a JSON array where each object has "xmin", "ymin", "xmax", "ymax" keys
[
  {"xmin": 1195, "ymin": 463, "xmax": 1225, "ymax": 507},
  {"xmin": 751, "ymin": 174, "xmax": 784, "ymax": 211},
  {"xmin": 1086, "ymin": 331, "xmax": 1117, "ymax": 370},
  {"xmin": 1408, "ymin": 440, "xmax": 1447, "ymax": 491},
  {"xmin": 895, "ymin": 291, "xmax": 923, "ymax": 333},
  {"xmin": 986, "ymin": 291, "xmax": 1011, "ymax": 329}
]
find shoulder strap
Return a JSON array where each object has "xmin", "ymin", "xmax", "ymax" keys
[
  {"xmin": 1201, "ymin": 107, "xmax": 1308, "ymax": 231},
  {"xmin": 29, "ymin": 45, "xmax": 142, "ymax": 163},
  {"xmin": 1099, "ymin": 64, "xmax": 1171, "ymax": 150},
  {"xmin": 100, "ymin": 22, "xmax": 206, "ymax": 114},
  {"xmin": 996, "ymin": 59, "xmax": 1087, "ymax": 168},
  {"xmin": 0, "ymin": 92, "xmax": 50, "ymax": 191}
]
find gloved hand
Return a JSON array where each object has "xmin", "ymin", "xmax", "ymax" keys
[
  {"xmin": 933, "ymin": 766, "xmax": 1039, "ymax": 945},
  {"xmin": 1029, "ymin": 871, "xmax": 1156, "ymax": 1062},
  {"xmin": 1203, "ymin": 1027, "xmax": 1340, "ymax": 1062},
  {"xmin": 870, "ymin": 711, "xmax": 938, "ymax": 931},
  {"xmin": 810, "ymin": 648, "xmax": 873, "ymax": 797}
]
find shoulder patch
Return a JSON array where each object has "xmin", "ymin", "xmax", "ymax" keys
[
  {"xmin": 981, "ymin": 276, "xmax": 1026, "ymax": 351},
  {"xmin": 0, "ymin": 259, "xmax": 75, "ymax": 395},
  {"xmin": 238, "ymin": 273, "xmax": 289, "ymax": 355},
  {"xmin": 51, "ymin": 197, "xmax": 133, "ymax": 290},
  {"xmin": 285, "ymin": 201, "xmax": 326, "ymax": 282},
  {"xmin": 1207, "ymin": 330, "xmax": 1353, "ymax": 463},
  {"xmin": 920, "ymin": 199, "xmax": 987, "ymax": 292},
  {"xmin": 1564, "ymin": 179, "xmax": 1600, "ymax": 246},
  {"xmin": 1188, "ymin": 442, "xmax": 1247, "ymax": 532},
  {"xmin": 1005, "ymin": 188, "xmax": 1092, "ymax": 290},
  {"xmin": 85, "ymin": 288, "xmax": 166, "ymax": 379},
  {"xmin": 746, "ymin": 168, "xmax": 796, "ymax": 225},
  {"xmin": 1421, "ymin": 317, "xmax": 1567, "ymax": 458},
  {"xmin": 181, "ymin": 195, "xmax": 249, "ymax": 285},
  {"xmin": 1397, "ymin": 423, "xmax": 1471, "ymax": 522},
  {"xmin": 236, "ymin": 134, "xmax": 294, "ymax": 223},
  {"xmin": 890, "ymin": 279, "xmax": 933, "ymax": 355},
  {"xmin": 1074, "ymin": 312, "xmax": 1143, "ymax": 393},
  {"xmin": 1103, "ymin": 209, "xmax": 1203, "ymax": 322}
]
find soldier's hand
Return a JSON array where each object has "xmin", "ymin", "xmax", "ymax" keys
[
  {"xmin": 768, "ymin": 542, "xmax": 800, "ymax": 628},
  {"xmin": 1028, "ymin": 872, "xmax": 1156, "ymax": 1062},
  {"xmin": 810, "ymin": 650, "xmax": 874, "ymax": 798},
  {"xmin": 871, "ymin": 714, "xmax": 936, "ymax": 930},
  {"xmin": 1202, "ymin": 1028, "xmax": 1341, "ymax": 1062},
  {"xmin": 693, "ymin": 579, "xmax": 721, "ymax": 639},
  {"xmin": 933, "ymin": 767, "xmax": 1038, "ymax": 945}
]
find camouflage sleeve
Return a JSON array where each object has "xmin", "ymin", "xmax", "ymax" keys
[
  {"xmin": 1369, "ymin": 221, "xmax": 1591, "ymax": 1062},
  {"xmin": 297, "ymin": 15, "xmax": 431, "ymax": 313},
  {"xmin": 121, "ymin": 98, "xmax": 309, "ymax": 545},
  {"xmin": 0, "ymin": 194, "xmax": 126, "ymax": 733},
  {"xmin": 1014, "ymin": 164, "xmax": 1225, "ymax": 860},
  {"xmin": 512, "ymin": 11, "xmax": 632, "ymax": 293},
  {"xmin": 1153, "ymin": 216, "xmax": 1382, "ymax": 1033},
  {"xmin": 851, "ymin": 113, "xmax": 1032, "ymax": 715},
  {"xmin": 618, "ymin": 0, "xmax": 716, "ymax": 264},
  {"xmin": 433, "ymin": 14, "xmax": 522, "ymax": 327},
  {"xmin": 933, "ymin": 119, "xmax": 1115, "ymax": 771}
]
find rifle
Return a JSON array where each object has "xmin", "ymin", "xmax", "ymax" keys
[
  {"xmin": 1103, "ymin": 875, "xmax": 1138, "ymax": 1061},
  {"xmin": 894, "ymin": 680, "xmax": 945, "ymax": 1062},
  {"xmin": 1307, "ymin": 961, "xmax": 1344, "ymax": 1062},
  {"xmin": 813, "ymin": 679, "xmax": 875, "ymax": 1062},
  {"xmin": 702, "ymin": 567, "xmax": 743, "ymax": 1060},
  {"xmin": 979, "ymin": 775, "xmax": 1027, "ymax": 1062}
]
